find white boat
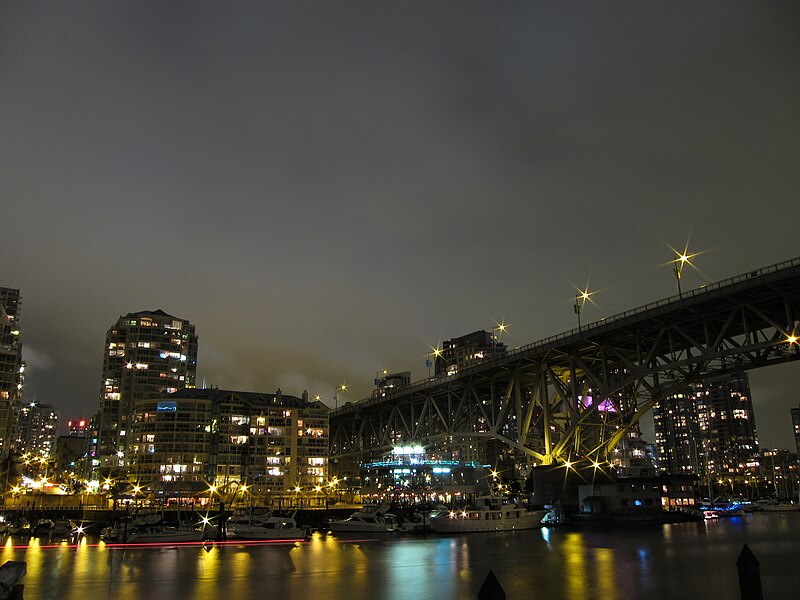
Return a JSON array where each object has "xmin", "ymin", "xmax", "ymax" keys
[
  {"xmin": 329, "ymin": 505, "xmax": 399, "ymax": 533},
  {"xmin": 227, "ymin": 513, "xmax": 308, "ymax": 540},
  {"xmin": 429, "ymin": 497, "xmax": 548, "ymax": 533}
]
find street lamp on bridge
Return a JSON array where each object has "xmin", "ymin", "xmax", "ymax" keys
[
  {"xmin": 427, "ymin": 345, "xmax": 443, "ymax": 378},
  {"xmin": 574, "ymin": 288, "xmax": 593, "ymax": 329},
  {"xmin": 492, "ymin": 321, "xmax": 508, "ymax": 354},
  {"xmin": 334, "ymin": 383, "xmax": 347, "ymax": 409},
  {"xmin": 671, "ymin": 245, "xmax": 698, "ymax": 299}
]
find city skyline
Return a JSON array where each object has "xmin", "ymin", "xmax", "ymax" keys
[{"xmin": 3, "ymin": 2, "xmax": 800, "ymax": 448}]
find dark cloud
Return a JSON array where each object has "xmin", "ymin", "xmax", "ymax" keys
[{"xmin": 2, "ymin": 1, "xmax": 799, "ymax": 447}]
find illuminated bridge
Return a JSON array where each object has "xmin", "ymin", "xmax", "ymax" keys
[{"xmin": 330, "ymin": 257, "xmax": 800, "ymax": 468}]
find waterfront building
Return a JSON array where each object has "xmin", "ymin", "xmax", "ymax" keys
[
  {"xmin": 792, "ymin": 405, "xmax": 800, "ymax": 455},
  {"xmin": 128, "ymin": 387, "xmax": 329, "ymax": 503},
  {"xmin": 578, "ymin": 472, "xmax": 700, "ymax": 514},
  {"xmin": 0, "ymin": 287, "xmax": 24, "ymax": 455},
  {"xmin": 578, "ymin": 477, "xmax": 662, "ymax": 514},
  {"xmin": 91, "ymin": 309, "xmax": 197, "ymax": 475},
  {"xmin": 659, "ymin": 473, "xmax": 702, "ymax": 509},
  {"xmin": 17, "ymin": 401, "xmax": 59, "ymax": 455},
  {"xmin": 434, "ymin": 330, "xmax": 507, "ymax": 377},
  {"xmin": 360, "ymin": 444, "xmax": 486, "ymax": 502}
]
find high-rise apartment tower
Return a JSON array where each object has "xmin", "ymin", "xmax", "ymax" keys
[
  {"xmin": 0, "ymin": 287, "xmax": 24, "ymax": 454},
  {"xmin": 91, "ymin": 309, "xmax": 197, "ymax": 473},
  {"xmin": 653, "ymin": 372, "xmax": 759, "ymax": 480}
]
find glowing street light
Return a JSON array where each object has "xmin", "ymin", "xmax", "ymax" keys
[
  {"xmin": 427, "ymin": 345, "xmax": 443, "ymax": 378},
  {"xmin": 671, "ymin": 246, "xmax": 698, "ymax": 299},
  {"xmin": 574, "ymin": 289, "xmax": 593, "ymax": 329},
  {"xmin": 492, "ymin": 322, "xmax": 509, "ymax": 356},
  {"xmin": 334, "ymin": 383, "xmax": 347, "ymax": 409}
]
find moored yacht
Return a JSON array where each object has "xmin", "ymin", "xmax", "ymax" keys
[
  {"xmin": 227, "ymin": 512, "xmax": 308, "ymax": 541},
  {"xmin": 329, "ymin": 505, "xmax": 399, "ymax": 533},
  {"xmin": 429, "ymin": 496, "xmax": 548, "ymax": 533}
]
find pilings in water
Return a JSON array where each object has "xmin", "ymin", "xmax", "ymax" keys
[
  {"xmin": 737, "ymin": 544, "xmax": 763, "ymax": 600},
  {"xmin": 477, "ymin": 570, "xmax": 505, "ymax": 600}
]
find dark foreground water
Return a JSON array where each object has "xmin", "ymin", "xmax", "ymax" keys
[{"xmin": 4, "ymin": 512, "xmax": 800, "ymax": 600}]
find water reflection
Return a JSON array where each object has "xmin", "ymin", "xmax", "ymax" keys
[
  {"xmin": 562, "ymin": 532, "xmax": 587, "ymax": 599},
  {"xmin": 0, "ymin": 514, "xmax": 797, "ymax": 599}
]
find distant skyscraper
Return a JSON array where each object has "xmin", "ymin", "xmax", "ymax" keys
[
  {"xmin": 0, "ymin": 287, "xmax": 24, "ymax": 454},
  {"xmin": 791, "ymin": 405, "xmax": 800, "ymax": 455},
  {"xmin": 697, "ymin": 372, "xmax": 759, "ymax": 477},
  {"xmin": 17, "ymin": 402, "xmax": 59, "ymax": 455},
  {"xmin": 653, "ymin": 390, "xmax": 703, "ymax": 475},
  {"xmin": 91, "ymin": 309, "xmax": 197, "ymax": 473},
  {"xmin": 654, "ymin": 372, "xmax": 759, "ymax": 480}
]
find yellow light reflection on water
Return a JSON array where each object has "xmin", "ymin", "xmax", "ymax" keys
[
  {"xmin": 300, "ymin": 534, "xmax": 369, "ymax": 595},
  {"xmin": 593, "ymin": 546, "xmax": 617, "ymax": 599},
  {"xmin": 457, "ymin": 539, "xmax": 471, "ymax": 581},
  {"xmin": 23, "ymin": 537, "xmax": 44, "ymax": 592},
  {"xmin": 193, "ymin": 546, "xmax": 221, "ymax": 600},
  {"xmin": 1, "ymin": 537, "xmax": 17, "ymax": 563},
  {"xmin": 562, "ymin": 532, "xmax": 587, "ymax": 599},
  {"xmin": 225, "ymin": 549, "xmax": 251, "ymax": 595}
]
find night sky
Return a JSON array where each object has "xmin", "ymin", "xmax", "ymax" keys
[{"xmin": 2, "ymin": 2, "xmax": 799, "ymax": 448}]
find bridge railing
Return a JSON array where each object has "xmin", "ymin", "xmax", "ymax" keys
[{"xmin": 336, "ymin": 256, "xmax": 800, "ymax": 413}]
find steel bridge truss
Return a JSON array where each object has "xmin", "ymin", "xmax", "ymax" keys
[{"xmin": 330, "ymin": 258, "xmax": 800, "ymax": 466}]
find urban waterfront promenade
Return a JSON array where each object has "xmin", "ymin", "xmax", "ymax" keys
[{"xmin": 1, "ymin": 512, "xmax": 798, "ymax": 600}]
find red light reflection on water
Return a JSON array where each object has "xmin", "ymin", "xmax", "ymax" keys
[{"xmin": 3, "ymin": 538, "xmax": 308, "ymax": 550}]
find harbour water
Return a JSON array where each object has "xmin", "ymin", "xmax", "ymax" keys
[{"xmin": 3, "ymin": 512, "xmax": 800, "ymax": 600}]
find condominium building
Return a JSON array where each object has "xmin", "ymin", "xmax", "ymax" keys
[
  {"xmin": 91, "ymin": 309, "xmax": 197, "ymax": 474},
  {"xmin": 653, "ymin": 390, "xmax": 703, "ymax": 475},
  {"xmin": 653, "ymin": 372, "xmax": 759, "ymax": 479},
  {"xmin": 0, "ymin": 287, "xmax": 24, "ymax": 454},
  {"xmin": 697, "ymin": 372, "xmax": 759, "ymax": 478},
  {"xmin": 128, "ymin": 388, "xmax": 329, "ymax": 499}
]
